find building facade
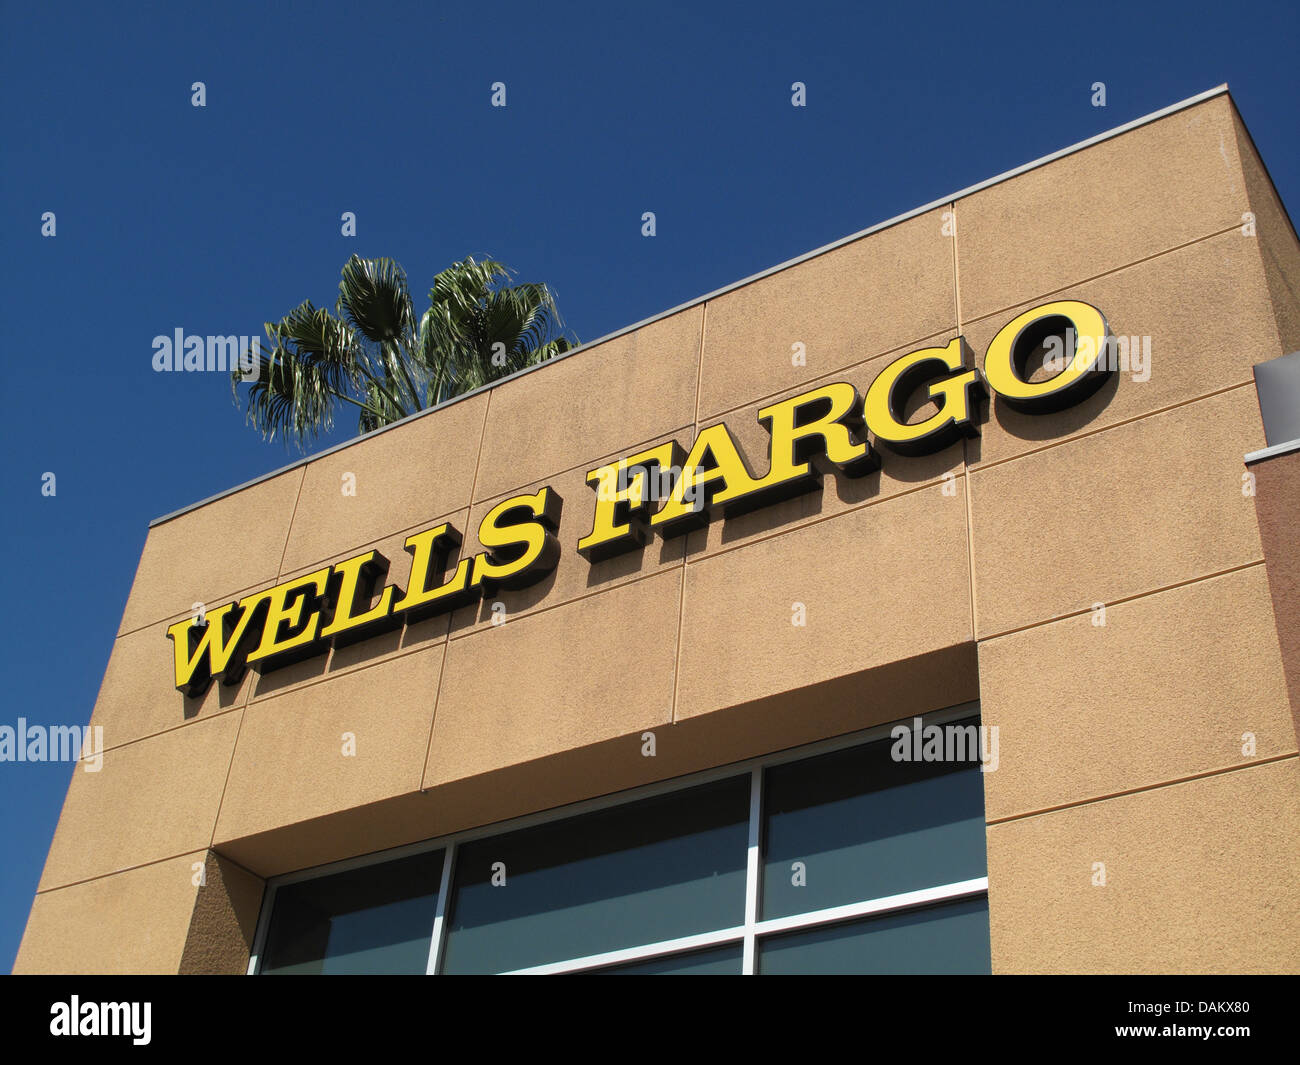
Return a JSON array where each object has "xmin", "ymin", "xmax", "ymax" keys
[{"xmin": 15, "ymin": 86, "xmax": 1300, "ymax": 974}]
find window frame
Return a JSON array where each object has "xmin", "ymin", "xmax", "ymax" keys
[{"xmin": 247, "ymin": 700, "xmax": 987, "ymax": 975}]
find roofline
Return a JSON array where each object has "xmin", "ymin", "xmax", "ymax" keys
[{"xmin": 151, "ymin": 83, "xmax": 1233, "ymax": 528}]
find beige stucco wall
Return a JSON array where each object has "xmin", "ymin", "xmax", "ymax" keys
[{"xmin": 15, "ymin": 89, "xmax": 1300, "ymax": 974}]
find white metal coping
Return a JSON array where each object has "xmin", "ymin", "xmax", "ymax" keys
[
  {"xmin": 1245, "ymin": 438, "xmax": 1300, "ymax": 465},
  {"xmin": 154, "ymin": 83, "xmax": 1243, "ymax": 529}
]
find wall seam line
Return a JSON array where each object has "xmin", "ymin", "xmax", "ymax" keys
[
  {"xmin": 970, "ymin": 379, "xmax": 1260, "ymax": 476},
  {"xmin": 466, "ymin": 389, "xmax": 494, "ymax": 508},
  {"xmin": 963, "ymin": 219, "xmax": 1249, "ymax": 327},
  {"xmin": 976, "ymin": 558, "xmax": 1266, "ymax": 643},
  {"xmin": 418, "ymin": 391, "xmax": 496, "ymax": 789},
  {"xmin": 239, "ymin": 633, "xmax": 449, "ymax": 710},
  {"xmin": 208, "ymin": 465, "xmax": 308, "ymax": 851},
  {"xmin": 673, "ymin": 304, "xmax": 709, "ymax": 725},
  {"xmin": 419, "ymin": 633, "xmax": 454, "ymax": 793},
  {"xmin": 115, "ymin": 575, "xmax": 287, "ymax": 642},
  {"xmin": 985, "ymin": 751, "xmax": 1299, "ymax": 826},
  {"xmin": 699, "ymin": 325, "xmax": 957, "ymax": 425},
  {"xmin": 952, "ymin": 202, "xmax": 979, "ymax": 644},
  {"xmin": 470, "ymin": 422, "xmax": 697, "ymax": 512},
  {"xmin": 273, "ymin": 467, "xmax": 309, "ymax": 581},
  {"xmin": 96, "ymin": 701, "xmax": 247, "ymax": 757},
  {"xmin": 667, "ymin": 469, "xmax": 961, "ymax": 567},
  {"xmin": 35, "ymin": 847, "xmax": 217, "ymax": 896},
  {"xmin": 272, "ymin": 506, "xmax": 470, "ymax": 583}
]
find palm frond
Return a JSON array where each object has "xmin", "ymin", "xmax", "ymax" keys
[
  {"xmin": 235, "ymin": 254, "xmax": 575, "ymax": 449},
  {"xmin": 338, "ymin": 255, "xmax": 414, "ymax": 343}
]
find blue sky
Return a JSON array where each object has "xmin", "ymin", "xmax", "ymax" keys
[{"xmin": 1, "ymin": 0, "xmax": 1296, "ymax": 971}]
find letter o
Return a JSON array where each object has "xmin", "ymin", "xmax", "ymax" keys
[{"xmin": 984, "ymin": 300, "xmax": 1111, "ymax": 413}]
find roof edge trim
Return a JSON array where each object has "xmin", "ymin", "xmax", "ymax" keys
[{"xmin": 151, "ymin": 83, "xmax": 1232, "ymax": 528}]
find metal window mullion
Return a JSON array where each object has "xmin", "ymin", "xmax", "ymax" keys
[
  {"xmin": 246, "ymin": 880, "xmax": 277, "ymax": 975},
  {"xmin": 753, "ymin": 877, "xmax": 990, "ymax": 938},
  {"xmin": 425, "ymin": 841, "xmax": 457, "ymax": 975},
  {"xmin": 501, "ymin": 879, "xmax": 990, "ymax": 975},
  {"xmin": 742, "ymin": 766, "xmax": 762, "ymax": 975},
  {"xmin": 505, "ymin": 926, "xmax": 748, "ymax": 975}
]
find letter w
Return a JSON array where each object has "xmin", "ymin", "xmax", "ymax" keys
[{"xmin": 166, "ymin": 598, "xmax": 266, "ymax": 697}]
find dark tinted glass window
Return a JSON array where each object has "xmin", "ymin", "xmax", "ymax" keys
[
  {"xmin": 759, "ymin": 896, "xmax": 991, "ymax": 975},
  {"xmin": 261, "ymin": 848, "xmax": 444, "ymax": 974},
  {"xmin": 442, "ymin": 776, "xmax": 750, "ymax": 973},
  {"xmin": 762, "ymin": 721, "xmax": 987, "ymax": 919}
]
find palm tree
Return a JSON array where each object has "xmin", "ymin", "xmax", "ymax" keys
[{"xmin": 233, "ymin": 254, "xmax": 574, "ymax": 449}]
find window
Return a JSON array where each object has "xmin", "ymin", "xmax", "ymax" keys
[
  {"xmin": 259, "ymin": 848, "xmax": 445, "ymax": 974},
  {"xmin": 250, "ymin": 704, "xmax": 990, "ymax": 974},
  {"xmin": 442, "ymin": 776, "xmax": 749, "ymax": 974},
  {"xmin": 758, "ymin": 897, "xmax": 991, "ymax": 975}
]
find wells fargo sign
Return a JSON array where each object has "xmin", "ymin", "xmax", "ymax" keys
[{"xmin": 169, "ymin": 299, "xmax": 1112, "ymax": 695}]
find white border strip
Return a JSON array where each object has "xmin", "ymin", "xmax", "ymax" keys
[
  {"xmin": 154, "ymin": 86, "xmax": 1230, "ymax": 528},
  {"xmin": 504, "ymin": 926, "xmax": 748, "ymax": 975},
  {"xmin": 753, "ymin": 877, "xmax": 989, "ymax": 938},
  {"xmin": 425, "ymin": 842, "xmax": 457, "ymax": 975},
  {"xmin": 246, "ymin": 880, "xmax": 273, "ymax": 975},
  {"xmin": 742, "ymin": 767, "xmax": 762, "ymax": 975}
]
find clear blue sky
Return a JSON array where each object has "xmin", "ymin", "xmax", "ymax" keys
[{"xmin": 2, "ymin": 0, "xmax": 1296, "ymax": 971}]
